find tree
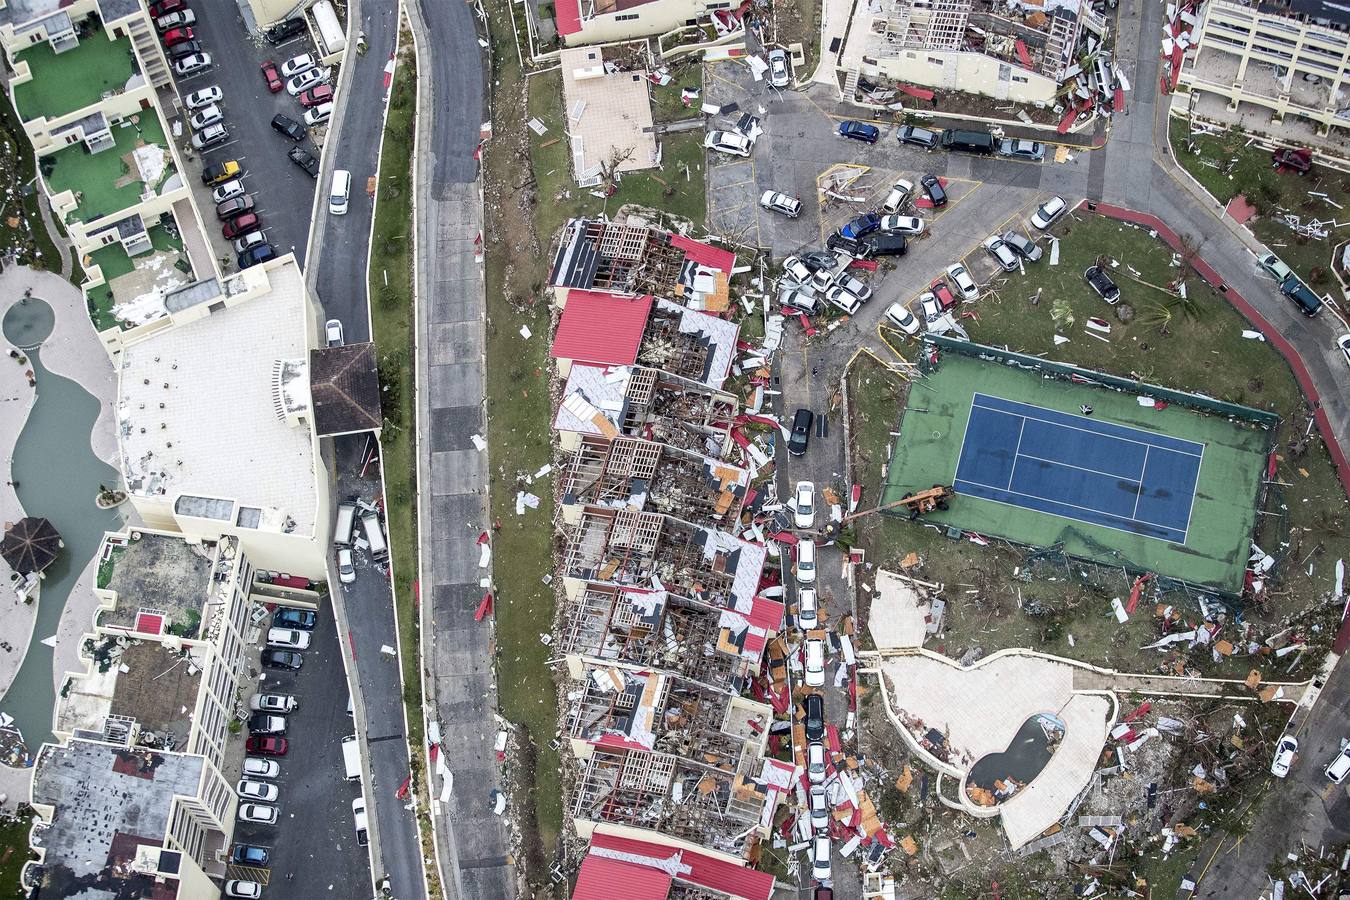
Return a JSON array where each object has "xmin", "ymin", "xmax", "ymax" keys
[{"xmin": 1138, "ymin": 302, "xmax": 1174, "ymax": 335}]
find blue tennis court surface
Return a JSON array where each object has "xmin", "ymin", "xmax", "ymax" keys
[{"xmin": 953, "ymin": 394, "xmax": 1204, "ymax": 543}]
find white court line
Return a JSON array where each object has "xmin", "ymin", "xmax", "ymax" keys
[
  {"xmin": 1131, "ymin": 445, "xmax": 1150, "ymax": 520},
  {"xmin": 954, "ymin": 476, "xmax": 1189, "ymax": 543},
  {"xmin": 972, "ymin": 393, "xmax": 1204, "ymax": 458},
  {"xmin": 1007, "ymin": 417, "xmax": 1027, "ymax": 491},
  {"xmin": 1016, "ymin": 450, "xmax": 1145, "ymax": 483}
]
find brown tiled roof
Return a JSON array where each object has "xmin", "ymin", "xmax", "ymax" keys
[{"xmin": 310, "ymin": 343, "xmax": 381, "ymax": 436}]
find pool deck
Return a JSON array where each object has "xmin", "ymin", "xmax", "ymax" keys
[{"xmin": 0, "ymin": 265, "xmax": 132, "ymax": 811}]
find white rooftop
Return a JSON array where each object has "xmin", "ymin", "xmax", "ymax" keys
[{"xmin": 116, "ymin": 261, "xmax": 318, "ymax": 535}]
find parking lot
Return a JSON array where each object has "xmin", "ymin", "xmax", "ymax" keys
[
  {"xmin": 228, "ymin": 595, "xmax": 371, "ymax": 893},
  {"xmin": 160, "ymin": 5, "xmax": 327, "ymax": 270}
]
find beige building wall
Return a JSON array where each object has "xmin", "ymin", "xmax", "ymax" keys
[
  {"xmin": 248, "ymin": 0, "xmax": 308, "ymax": 29},
  {"xmin": 864, "ymin": 49, "xmax": 1058, "ymax": 104},
  {"xmin": 565, "ymin": 0, "xmax": 735, "ymax": 46}
]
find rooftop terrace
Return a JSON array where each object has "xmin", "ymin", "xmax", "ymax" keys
[
  {"xmin": 11, "ymin": 33, "xmax": 140, "ymax": 123},
  {"xmin": 57, "ymin": 639, "xmax": 202, "ymax": 750},
  {"xmin": 85, "ymin": 220, "xmax": 192, "ymax": 332},
  {"xmin": 97, "ymin": 531, "xmax": 214, "ymax": 639},
  {"xmin": 43, "ymin": 109, "xmax": 176, "ymax": 225}
]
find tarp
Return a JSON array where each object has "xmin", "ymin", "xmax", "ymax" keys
[{"xmin": 896, "ymin": 83, "xmax": 935, "ymax": 102}]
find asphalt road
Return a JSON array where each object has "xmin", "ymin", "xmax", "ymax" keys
[
  {"xmin": 165, "ymin": 5, "xmax": 321, "ymax": 268},
  {"xmin": 229, "ymin": 597, "xmax": 369, "ymax": 894}
]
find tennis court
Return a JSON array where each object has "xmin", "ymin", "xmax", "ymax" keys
[{"xmin": 954, "ymin": 394, "xmax": 1202, "ymax": 544}]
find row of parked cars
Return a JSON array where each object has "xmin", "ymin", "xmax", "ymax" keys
[{"xmin": 838, "ymin": 120, "xmax": 1047, "ymax": 163}]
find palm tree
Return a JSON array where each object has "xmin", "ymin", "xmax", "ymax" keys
[{"xmin": 1138, "ymin": 302, "xmax": 1174, "ymax": 335}]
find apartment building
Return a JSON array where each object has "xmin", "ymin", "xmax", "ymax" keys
[
  {"xmin": 1177, "ymin": 0, "xmax": 1350, "ymax": 161},
  {"xmin": 553, "ymin": 0, "xmax": 742, "ymax": 47},
  {"xmin": 0, "ymin": 0, "xmax": 217, "ymax": 338},
  {"xmin": 111, "ymin": 256, "xmax": 334, "ymax": 577}
]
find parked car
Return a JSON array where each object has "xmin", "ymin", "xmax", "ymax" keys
[
  {"xmin": 946, "ymin": 263, "xmax": 979, "ymax": 301},
  {"xmin": 803, "ymin": 693, "xmax": 825, "ymax": 742},
  {"xmin": 1325, "ymin": 743, "xmax": 1350, "ymax": 783},
  {"xmin": 1271, "ymin": 735, "xmax": 1298, "ymax": 778},
  {"xmin": 880, "ymin": 179, "xmax": 913, "ymax": 214},
  {"xmin": 149, "ymin": 0, "xmax": 187, "ymax": 15},
  {"xmin": 997, "ymin": 138, "xmax": 1044, "ymax": 161},
  {"xmin": 1030, "ymin": 195, "xmax": 1067, "ymax": 230},
  {"xmin": 233, "ymin": 231, "xmax": 266, "ymax": 254},
  {"xmin": 267, "ymin": 627, "xmax": 311, "ymax": 650},
  {"xmin": 811, "ymin": 833, "xmax": 831, "ymax": 882},
  {"xmin": 1272, "ymin": 147, "xmax": 1312, "ymax": 174},
  {"xmin": 789, "ymin": 408, "xmax": 813, "ymax": 456},
  {"xmin": 304, "ymin": 102, "xmax": 335, "ymax": 126},
  {"xmin": 155, "ymin": 10, "xmax": 196, "ymax": 31},
  {"xmin": 1084, "ymin": 265, "xmax": 1121, "ymax": 303},
  {"xmin": 1338, "ymin": 335, "xmax": 1350, "ymax": 369},
  {"xmin": 918, "ymin": 291, "xmax": 942, "ymax": 321},
  {"xmin": 288, "ymin": 146, "xmax": 320, "ymax": 178},
  {"xmin": 260, "ymin": 60, "xmax": 283, "ymax": 93},
  {"xmin": 780, "ymin": 286, "xmax": 819, "ymax": 315},
  {"xmin": 281, "ymin": 53, "xmax": 317, "ymax": 78},
  {"xmin": 880, "ymin": 214, "xmax": 925, "ymax": 235},
  {"xmin": 825, "ymin": 232, "xmax": 866, "ymax": 257},
  {"xmin": 809, "ymin": 784, "xmax": 829, "ymax": 831},
  {"xmin": 825, "ymin": 285, "xmax": 861, "ymax": 315},
  {"xmin": 806, "ymin": 740, "xmax": 827, "ymax": 783},
  {"xmin": 353, "ymin": 797, "xmax": 369, "ymax": 847},
  {"xmin": 794, "ymin": 481, "xmax": 816, "ymax": 530},
  {"xmin": 983, "ymin": 235, "xmax": 1019, "ymax": 271},
  {"xmin": 237, "ymin": 804, "xmax": 278, "ymax": 825},
  {"xmin": 337, "ymin": 547, "xmax": 356, "ymax": 583},
  {"xmin": 838, "ymin": 120, "xmax": 879, "ymax": 143},
  {"xmin": 808, "ymin": 264, "xmax": 837, "ymax": 294},
  {"xmin": 201, "ymin": 160, "xmax": 240, "ymax": 186},
  {"xmin": 222, "ymin": 214, "xmax": 260, "ymax": 241},
  {"xmin": 242, "ymin": 758, "xmax": 279, "ymax": 779},
  {"xmin": 191, "ymin": 123, "xmax": 228, "ymax": 150},
  {"xmin": 884, "ymin": 302, "xmax": 921, "ymax": 335},
  {"xmin": 1281, "ymin": 275, "xmax": 1323, "ymax": 316},
  {"xmin": 798, "ymin": 587, "xmax": 819, "ymax": 630},
  {"xmin": 161, "ymin": 27, "xmax": 194, "ymax": 47},
  {"xmin": 704, "ymin": 130, "xmax": 752, "ymax": 157},
  {"xmin": 183, "ymin": 86, "xmax": 222, "ymax": 110},
  {"xmin": 782, "ymin": 255, "xmax": 815, "ymax": 286},
  {"xmin": 287, "ymin": 67, "xmax": 331, "ymax": 96},
  {"xmin": 930, "ymin": 278, "xmax": 957, "ymax": 310},
  {"xmin": 173, "ymin": 53, "xmax": 212, "ymax": 76},
  {"xmin": 236, "ymin": 779, "xmax": 279, "ymax": 802},
  {"xmin": 834, "ymin": 272, "xmax": 872, "ymax": 303},
  {"xmin": 299, "ymin": 84, "xmax": 334, "ymax": 108},
  {"xmin": 247, "ymin": 714, "xmax": 286, "ymax": 735},
  {"xmin": 188, "ymin": 104, "xmax": 222, "ymax": 131},
  {"xmin": 805, "ymin": 638, "xmax": 826, "ymax": 687},
  {"xmin": 250, "ymin": 693, "xmax": 298, "ymax": 713},
  {"xmin": 760, "ymin": 190, "xmax": 801, "ymax": 217},
  {"xmin": 274, "ymin": 608, "xmax": 317, "ymax": 630},
  {"xmin": 228, "ymin": 844, "xmax": 270, "ymax": 866},
  {"xmin": 266, "ymin": 17, "xmax": 308, "ymax": 44},
  {"xmin": 211, "ymin": 179, "xmax": 244, "ymax": 204},
  {"xmin": 1001, "ymin": 230, "xmax": 1042, "ymax": 262},
  {"xmin": 840, "ymin": 212, "xmax": 881, "ymax": 240},
  {"xmin": 216, "ymin": 196, "xmax": 254, "ymax": 220},
  {"xmin": 167, "ymin": 40, "xmax": 204, "ymax": 61},
  {"xmin": 225, "ymin": 881, "xmax": 263, "ymax": 900},
  {"xmin": 897, "ymin": 125, "xmax": 939, "ymax": 149},
  {"xmin": 245, "ymin": 736, "xmax": 288, "ymax": 756},
  {"xmin": 236, "ymin": 242, "xmax": 273, "ymax": 270},
  {"xmin": 260, "ymin": 647, "xmax": 302, "ymax": 670},
  {"xmin": 864, "ymin": 232, "xmax": 907, "ymax": 257},
  {"xmin": 325, "ymin": 318, "xmax": 345, "ymax": 348},
  {"xmin": 270, "ymin": 113, "xmax": 306, "ymax": 141},
  {"xmin": 919, "ymin": 173, "xmax": 946, "ymax": 206},
  {"xmin": 1257, "ymin": 251, "xmax": 1294, "ymax": 284},
  {"xmin": 767, "ymin": 48, "xmax": 791, "ymax": 88},
  {"xmin": 796, "ymin": 539, "xmax": 817, "ymax": 585}
]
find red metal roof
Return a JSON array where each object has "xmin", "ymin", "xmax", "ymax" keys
[
  {"xmin": 555, "ymin": 0, "xmax": 581, "ymax": 35},
  {"xmin": 669, "ymin": 233, "xmax": 736, "ymax": 273},
  {"xmin": 572, "ymin": 853, "xmax": 671, "ymax": 900},
  {"xmin": 550, "ymin": 291, "xmax": 653, "ymax": 366},
  {"xmin": 589, "ymin": 831, "xmax": 775, "ymax": 900},
  {"xmin": 747, "ymin": 597, "xmax": 784, "ymax": 631},
  {"xmin": 1014, "ymin": 39, "xmax": 1031, "ymax": 68}
]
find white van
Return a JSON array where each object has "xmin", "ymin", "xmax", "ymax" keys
[
  {"xmin": 329, "ymin": 169, "xmax": 351, "ymax": 216},
  {"xmin": 341, "ymin": 734, "xmax": 361, "ymax": 781},
  {"xmin": 362, "ymin": 511, "xmax": 388, "ymax": 560},
  {"xmin": 334, "ymin": 501, "xmax": 357, "ymax": 546},
  {"xmin": 796, "ymin": 539, "xmax": 816, "ymax": 585}
]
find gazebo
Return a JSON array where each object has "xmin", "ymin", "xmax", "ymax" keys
[{"xmin": 1, "ymin": 516, "xmax": 63, "ymax": 575}]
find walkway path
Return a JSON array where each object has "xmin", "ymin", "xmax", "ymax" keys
[{"xmin": 1070, "ymin": 668, "xmax": 1306, "ymax": 700}]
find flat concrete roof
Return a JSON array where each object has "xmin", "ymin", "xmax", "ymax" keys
[
  {"xmin": 58, "ymin": 640, "xmax": 202, "ymax": 745},
  {"xmin": 98, "ymin": 531, "xmax": 214, "ymax": 637},
  {"xmin": 559, "ymin": 47, "xmax": 658, "ymax": 184}
]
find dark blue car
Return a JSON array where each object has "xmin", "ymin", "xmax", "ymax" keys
[
  {"xmin": 840, "ymin": 213, "xmax": 882, "ymax": 241},
  {"xmin": 273, "ymin": 608, "xmax": 317, "ymax": 630},
  {"xmin": 230, "ymin": 844, "xmax": 270, "ymax": 866},
  {"xmin": 838, "ymin": 120, "xmax": 879, "ymax": 143},
  {"xmin": 238, "ymin": 243, "xmax": 276, "ymax": 269}
]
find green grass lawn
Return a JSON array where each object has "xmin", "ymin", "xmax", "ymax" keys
[
  {"xmin": 1168, "ymin": 117, "xmax": 1348, "ymax": 298},
  {"xmin": 0, "ymin": 808, "xmax": 33, "ymax": 898},
  {"xmin": 44, "ymin": 113, "xmax": 174, "ymax": 225},
  {"xmin": 0, "ymin": 91, "xmax": 60, "ymax": 272},
  {"xmin": 650, "ymin": 75, "xmax": 703, "ymax": 124},
  {"xmin": 84, "ymin": 224, "xmax": 188, "ymax": 332},
  {"xmin": 11, "ymin": 33, "xmax": 136, "ymax": 122}
]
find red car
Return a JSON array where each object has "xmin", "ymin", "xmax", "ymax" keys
[
  {"xmin": 298, "ymin": 84, "xmax": 333, "ymax": 108},
  {"xmin": 246, "ymin": 736, "xmax": 288, "ymax": 756},
  {"xmin": 161, "ymin": 27, "xmax": 194, "ymax": 47},
  {"xmin": 223, "ymin": 213, "xmax": 261, "ymax": 240},
  {"xmin": 260, "ymin": 60, "xmax": 283, "ymax": 93},
  {"xmin": 150, "ymin": 0, "xmax": 187, "ymax": 16},
  {"xmin": 929, "ymin": 278, "xmax": 957, "ymax": 310}
]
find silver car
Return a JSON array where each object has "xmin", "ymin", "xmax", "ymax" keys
[
  {"xmin": 767, "ymin": 48, "xmax": 791, "ymax": 89},
  {"xmin": 759, "ymin": 190, "xmax": 801, "ymax": 217},
  {"xmin": 982, "ymin": 235, "xmax": 1019, "ymax": 271}
]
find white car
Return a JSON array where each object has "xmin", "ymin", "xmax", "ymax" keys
[
  {"xmin": 1258, "ymin": 251, "xmax": 1294, "ymax": 284},
  {"xmin": 233, "ymin": 231, "xmax": 266, "ymax": 254},
  {"xmin": 236, "ymin": 778, "xmax": 279, "ymax": 802},
  {"xmin": 190, "ymin": 122, "xmax": 228, "ymax": 150},
  {"xmin": 796, "ymin": 539, "xmax": 816, "ymax": 585},
  {"xmin": 918, "ymin": 291, "xmax": 942, "ymax": 322},
  {"xmin": 287, "ymin": 67, "xmax": 332, "ymax": 96},
  {"xmin": 212, "ymin": 179, "xmax": 245, "ymax": 204},
  {"xmin": 767, "ymin": 48, "xmax": 791, "ymax": 88},
  {"xmin": 946, "ymin": 263, "xmax": 979, "ymax": 301},
  {"xmin": 806, "ymin": 739, "xmax": 827, "ymax": 783},
  {"xmin": 337, "ymin": 547, "xmax": 356, "ymax": 583},
  {"xmin": 881, "ymin": 179, "xmax": 913, "ymax": 214},
  {"xmin": 825, "ymin": 285, "xmax": 861, "ymax": 315},
  {"xmin": 808, "ymin": 783, "xmax": 829, "ymax": 831},
  {"xmin": 188, "ymin": 104, "xmax": 222, "ymax": 131},
  {"xmin": 281, "ymin": 53, "xmax": 316, "ymax": 78},
  {"xmin": 834, "ymin": 272, "xmax": 872, "ymax": 303},
  {"xmin": 704, "ymin": 130, "xmax": 752, "ymax": 157},
  {"xmin": 804, "ymin": 637, "xmax": 825, "ymax": 687},
  {"xmin": 782, "ymin": 255, "xmax": 814, "ymax": 285},
  {"xmin": 1030, "ymin": 195, "xmax": 1067, "ymax": 230},
  {"xmin": 267, "ymin": 627, "xmax": 311, "ymax": 650},
  {"xmin": 794, "ymin": 481, "xmax": 816, "ymax": 530},
  {"xmin": 1326, "ymin": 743, "xmax": 1350, "ymax": 783},
  {"xmin": 883, "ymin": 302, "xmax": 921, "ymax": 335},
  {"xmin": 183, "ymin": 85, "xmax": 222, "ymax": 110},
  {"xmin": 326, "ymin": 318, "xmax": 344, "ymax": 347},
  {"xmin": 780, "ymin": 286, "xmax": 819, "ymax": 315},
  {"xmin": 304, "ymin": 101, "xmax": 335, "ymax": 126},
  {"xmin": 1337, "ymin": 335, "xmax": 1350, "ymax": 369},
  {"xmin": 238, "ymin": 803, "xmax": 278, "ymax": 825},
  {"xmin": 809, "ymin": 266, "xmax": 837, "ymax": 294},
  {"xmin": 982, "ymin": 235, "xmax": 1019, "ymax": 272},
  {"xmin": 798, "ymin": 587, "xmax": 818, "ymax": 630},
  {"xmin": 156, "ymin": 10, "xmax": 196, "ymax": 30},
  {"xmin": 225, "ymin": 882, "xmax": 263, "ymax": 900},
  {"xmin": 811, "ymin": 833, "xmax": 831, "ymax": 882},
  {"xmin": 242, "ymin": 757, "xmax": 279, "ymax": 779},
  {"xmin": 173, "ymin": 53, "xmax": 213, "ymax": 76},
  {"xmin": 1271, "ymin": 736, "xmax": 1298, "ymax": 778},
  {"xmin": 760, "ymin": 190, "xmax": 801, "ymax": 217},
  {"xmin": 880, "ymin": 214, "xmax": 925, "ymax": 235},
  {"xmin": 250, "ymin": 692, "xmax": 298, "ymax": 713}
]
